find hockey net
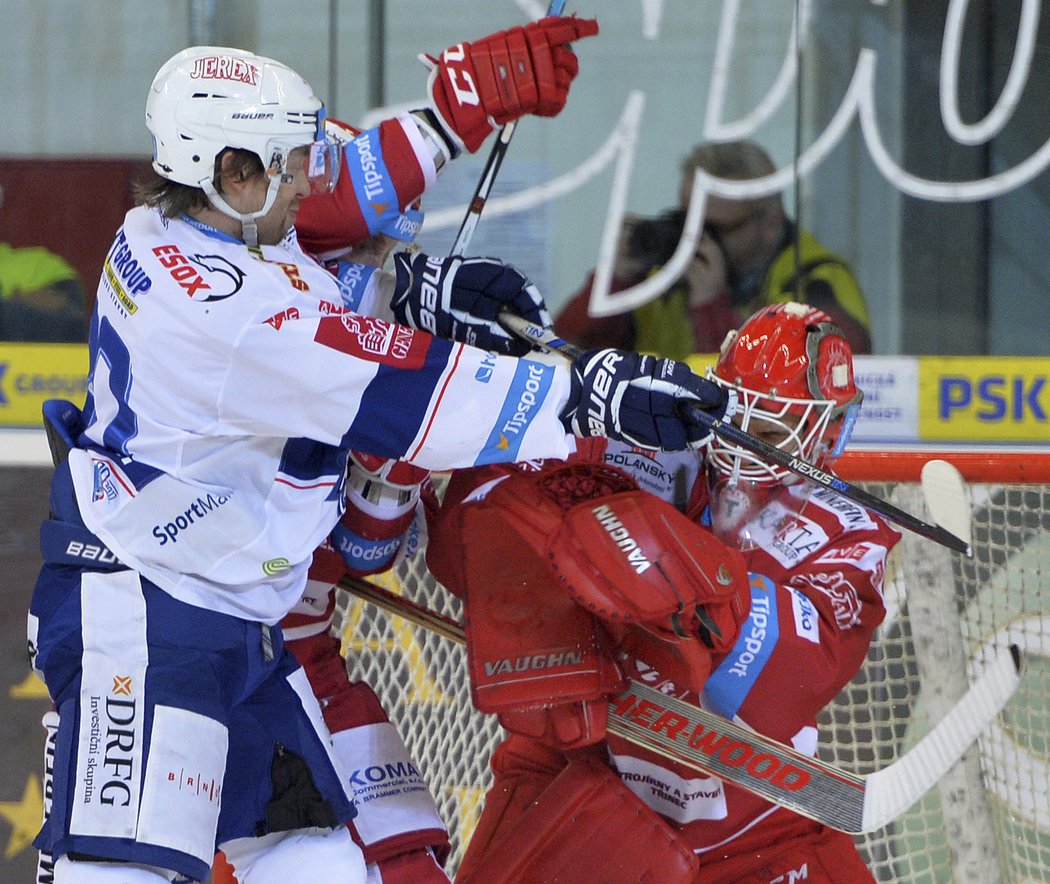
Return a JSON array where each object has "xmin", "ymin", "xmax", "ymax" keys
[{"xmin": 332, "ymin": 449, "xmax": 1050, "ymax": 881}]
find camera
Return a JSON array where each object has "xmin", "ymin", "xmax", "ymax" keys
[{"xmin": 626, "ymin": 208, "xmax": 686, "ymax": 267}]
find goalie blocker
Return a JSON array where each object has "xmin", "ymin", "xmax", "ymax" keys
[{"xmin": 427, "ymin": 461, "xmax": 750, "ymax": 751}]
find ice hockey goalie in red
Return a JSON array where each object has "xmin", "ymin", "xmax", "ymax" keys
[{"xmin": 427, "ymin": 303, "xmax": 901, "ymax": 883}]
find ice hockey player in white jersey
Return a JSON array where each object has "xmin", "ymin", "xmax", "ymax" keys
[{"xmin": 27, "ymin": 40, "xmax": 735, "ymax": 883}]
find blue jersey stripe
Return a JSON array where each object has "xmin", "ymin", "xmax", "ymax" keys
[
  {"xmin": 474, "ymin": 359, "xmax": 556, "ymax": 465},
  {"xmin": 704, "ymin": 573, "xmax": 779, "ymax": 719},
  {"xmin": 346, "ymin": 335, "xmax": 456, "ymax": 458}
]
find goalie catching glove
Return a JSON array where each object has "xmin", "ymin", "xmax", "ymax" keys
[
  {"xmin": 549, "ymin": 489, "xmax": 750, "ymax": 668},
  {"xmin": 392, "ymin": 251, "xmax": 552, "ymax": 355},
  {"xmin": 424, "ymin": 16, "xmax": 600, "ymax": 154},
  {"xmin": 561, "ymin": 349, "xmax": 735, "ymax": 451}
]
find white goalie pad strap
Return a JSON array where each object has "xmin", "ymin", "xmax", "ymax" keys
[
  {"xmin": 332, "ymin": 722, "xmax": 446, "ymax": 847},
  {"xmin": 608, "ymin": 751, "xmax": 726, "ymax": 825}
]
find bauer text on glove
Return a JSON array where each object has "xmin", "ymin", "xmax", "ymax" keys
[
  {"xmin": 391, "ymin": 251, "xmax": 552, "ymax": 355},
  {"xmin": 560, "ymin": 349, "xmax": 731, "ymax": 450}
]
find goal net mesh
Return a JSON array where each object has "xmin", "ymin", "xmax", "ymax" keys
[{"xmin": 333, "ymin": 456, "xmax": 1050, "ymax": 882}]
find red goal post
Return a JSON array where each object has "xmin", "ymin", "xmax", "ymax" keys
[{"xmin": 334, "ymin": 448, "xmax": 1050, "ymax": 881}]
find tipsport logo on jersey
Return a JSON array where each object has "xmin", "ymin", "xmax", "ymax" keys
[{"xmin": 477, "ymin": 360, "xmax": 555, "ymax": 464}]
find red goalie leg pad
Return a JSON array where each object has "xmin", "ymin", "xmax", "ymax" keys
[
  {"xmin": 498, "ymin": 697, "xmax": 611, "ymax": 749},
  {"xmin": 442, "ymin": 468, "xmax": 635, "ymax": 748},
  {"xmin": 428, "ymin": 464, "xmax": 644, "ymax": 746},
  {"xmin": 458, "ymin": 738, "xmax": 698, "ymax": 884}
]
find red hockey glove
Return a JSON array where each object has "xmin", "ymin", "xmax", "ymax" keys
[{"xmin": 425, "ymin": 16, "xmax": 599, "ymax": 154}]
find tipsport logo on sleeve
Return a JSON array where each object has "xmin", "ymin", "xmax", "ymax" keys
[
  {"xmin": 920, "ymin": 356, "xmax": 1050, "ymax": 442},
  {"xmin": 0, "ymin": 343, "xmax": 88, "ymax": 427}
]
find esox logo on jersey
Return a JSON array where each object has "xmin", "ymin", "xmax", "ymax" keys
[
  {"xmin": 153, "ymin": 245, "xmax": 246, "ymax": 302},
  {"xmin": 314, "ymin": 313, "xmax": 428, "ymax": 367},
  {"xmin": 788, "ymin": 587, "xmax": 820, "ymax": 644}
]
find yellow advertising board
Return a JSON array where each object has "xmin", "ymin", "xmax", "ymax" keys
[
  {"xmin": 0, "ymin": 343, "xmax": 89, "ymax": 428},
  {"xmin": 918, "ymin": 357, "xmax": 1050, "ymax": 442},
  {"xmin": 3, "ymin": 345, "xmax": 1048, "ymax": 444}
]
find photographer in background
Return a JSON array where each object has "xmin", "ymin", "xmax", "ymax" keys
[{"xmin": 555, "ymin": 139, "xmax": 872, "ymax": 357}]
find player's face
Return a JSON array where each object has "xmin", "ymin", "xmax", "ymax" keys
[
  {"xmin": 731, "ymin": 405, "xmax": 805, "ymax": 452},
  {"xmin": 242, "ymin": 146, "xmax": 313, "ymax": 245}
]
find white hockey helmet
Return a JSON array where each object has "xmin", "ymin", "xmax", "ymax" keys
[{"xmin": 146, "ymin": 46, "xmax": 340, "ymax": 241}]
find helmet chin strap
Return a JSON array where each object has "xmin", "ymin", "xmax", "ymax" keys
[{"xmin": 201, "ymin": 176, "xmax": 282, "ymax": 248}]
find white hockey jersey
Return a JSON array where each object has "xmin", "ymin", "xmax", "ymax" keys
[{"xmin": 69, "ymin": 206, "xmax": 575, "ymax": 622}]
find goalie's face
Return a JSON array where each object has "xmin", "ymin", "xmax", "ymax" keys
[
  {"xmin": 705, "ymin": 383, "xmax": 842, "ymax": 486},
  {"xmin": 702, "ymin": 389, "xmax": 833, "ymax": 551}
]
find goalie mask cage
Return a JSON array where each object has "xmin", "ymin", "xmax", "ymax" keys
[{"xmin": 332, "ymin": 448, "xmax": 1050, "ymax": 882}]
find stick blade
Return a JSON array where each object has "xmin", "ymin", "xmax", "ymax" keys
[
  {"xmin": 920, "ymin": 459, "xmax": 973, "ymax": 556},
  {"xmin": 859, "ymin": 643, "xmax": 1022, "ymax": 832}
]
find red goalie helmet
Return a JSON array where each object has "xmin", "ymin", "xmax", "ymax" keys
[{"xmin": 703, "ymin": 302, "xmax": 863, "ymax": 547}]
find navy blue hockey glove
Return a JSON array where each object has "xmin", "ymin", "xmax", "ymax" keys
[
  {"xmin": 391, "ymin": 252, "xmax": 552, "ymax": 356},
  {"xmin": 560, "ymin": 349, "xmax": 734, "ymax": 451}
]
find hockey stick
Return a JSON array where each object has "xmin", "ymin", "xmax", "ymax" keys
[
  {"xmin": 449, "ymin": 0, "xmax": 568, "ymax": 257},
  {"xmin": 497, "ymin": 311, "xmax": 972, "ymax": 555},
  {"xmin": 908, "ymin": 460, "xmax": 1001, "ymax": 877},
  {"xmin": 337, "ymin": 573, "xmax": 1021, "ymax": 834}
]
